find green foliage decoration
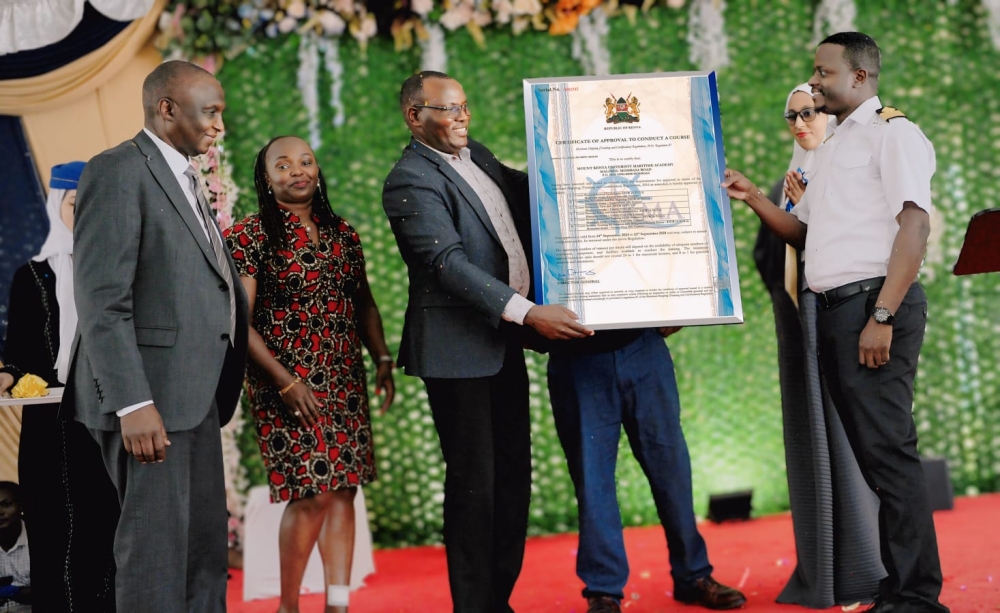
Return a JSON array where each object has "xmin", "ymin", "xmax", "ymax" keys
[{"xmin": 218, "ymin": 0, "xmax": 1000, "ymax": 548}]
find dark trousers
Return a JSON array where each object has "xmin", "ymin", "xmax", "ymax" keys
[
  {"xmin": 423, "ymin": 340, "xmax": 532, "ymax": 613},
  {"xmin": 20, "ymin": 404, "xmax": 118, "ymax": 613},
  {"xmin": 91, "ymin": 406, "xmax": 228, "ymax": 613},
  {"xmin": 817, "ymin": 282, "xmax": 948, "ymax": 612},
  {"xmin": 547, "ymin": 329, "xmax": 711, "ymax": 601}
]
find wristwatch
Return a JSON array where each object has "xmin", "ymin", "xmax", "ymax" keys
[{"xmin": 872, "ymin": 306, "xmax": 895, "ymax": 325}]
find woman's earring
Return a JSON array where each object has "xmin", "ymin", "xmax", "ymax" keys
[{"xmin": 267, "ymin": 184, "xmax": 272, "ymax": 194}]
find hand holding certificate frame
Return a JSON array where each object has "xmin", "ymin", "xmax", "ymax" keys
[{"xmin": 524, "ymin": 71, "xmax": 743, "ymax": 329}]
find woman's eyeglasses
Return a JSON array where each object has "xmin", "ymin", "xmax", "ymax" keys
[
  {"xmin": 413, "ymin": 103, "xmax": 470, "ymax": 119},
  {"xmin": 784, "ymin": 107, "xmax": 820, "ymax": 124}
]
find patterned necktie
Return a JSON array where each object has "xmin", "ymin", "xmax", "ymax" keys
[{"xmin": 185, "ymin": 166, "xmax": 236, "ymax": 343}]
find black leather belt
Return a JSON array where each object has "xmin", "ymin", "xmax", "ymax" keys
[{"xmin": 816, "ymin": 276, "xmax": 885, "ymax": 310}]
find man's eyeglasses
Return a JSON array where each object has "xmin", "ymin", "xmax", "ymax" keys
[
  {"xmin": 784, "ymin": 107, "xmax": 820, "ymax": 124},
  {"xmin": 413, "ymin": 103, "xmax": 470, "ymax": 119}
]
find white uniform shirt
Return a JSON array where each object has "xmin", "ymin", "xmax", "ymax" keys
[{"xmin": 791, "ymin": 96, "xmax": 936, "ymax": 292}]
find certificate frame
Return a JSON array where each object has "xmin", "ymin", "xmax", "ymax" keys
[{"xmin": 523, "ymin": 71, "xmax": 743, "ymax": 330}]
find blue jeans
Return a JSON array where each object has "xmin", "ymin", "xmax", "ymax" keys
[{"xmin": 547, "ymin": 329, "xmax": 712, "ymax": 600}]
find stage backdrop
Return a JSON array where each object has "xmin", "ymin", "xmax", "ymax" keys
[{"xmin": 211, "ymin": 1, "xmax": 1000, "ymax": 547}]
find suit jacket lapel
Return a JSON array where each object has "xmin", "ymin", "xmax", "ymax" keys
[
  {"xmin": 409, "ymin": 139, "xmax": 502, "ymax": 246},
  {"xmin": 132, "ymin": 131, "xmax": 225, "ymax": 278}
]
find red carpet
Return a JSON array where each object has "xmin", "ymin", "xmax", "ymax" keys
[{"xmin": 227, "ymin": 494, "xmax": 1000, "ymax": 612}]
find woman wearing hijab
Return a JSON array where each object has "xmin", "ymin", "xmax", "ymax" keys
[
  {"xmin": 0, "ymin": 162, "xmax": 119, "ymax": 613},
  {"xmin": 754, "ymin": 86, "xmax": 885, "ymax": 608}
]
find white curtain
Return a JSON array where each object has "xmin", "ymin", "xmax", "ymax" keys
[{"xmin": 0, "ymin": 0, "xmax": 155, "ymax": 56}]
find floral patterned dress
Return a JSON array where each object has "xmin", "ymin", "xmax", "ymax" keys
[{"xmin": 224, "ymin": 207, "xmax": 375, "ymax": 502}]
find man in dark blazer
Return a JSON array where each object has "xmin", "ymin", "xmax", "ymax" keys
[
  {"xmin": 383, "ymin": 71, "xmax": 591, "ymax": 612},
  {"xmin": 63, "ymin": 60, "xmax": 248, "ymax": 613}
]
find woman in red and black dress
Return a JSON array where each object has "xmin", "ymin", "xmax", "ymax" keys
[{"xmin": 224, "ymin": 136, "xmax": 394, "ymax": 613}]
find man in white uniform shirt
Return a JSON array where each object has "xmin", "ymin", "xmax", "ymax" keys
[{"xmin": 723, "ymin": 32, "xmax": 947, "ymax": 613}]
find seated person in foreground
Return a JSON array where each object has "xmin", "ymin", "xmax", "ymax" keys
[{"xmin": 0, "ymin": 481, "xmax": 30, "ymax": 612}]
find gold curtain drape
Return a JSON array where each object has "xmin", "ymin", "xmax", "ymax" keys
[
  {"xmin": 0, "ymin": 407, "xmax": 22, "ymax": 482},
  {"xmin": 0, "ymin": 359, "xmax": 22, "ymax": 481},
  {"xmin": 0, "ymin": 0, "xmax": 165, "ymax": 115},
  {"xmin": 1, "ymin": 0, "xmax": 166, "ymax": 187}
]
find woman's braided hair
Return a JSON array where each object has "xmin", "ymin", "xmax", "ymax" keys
[{"xmin": 252, "ymin": 135, "xmax": 340, "ymax": 257}]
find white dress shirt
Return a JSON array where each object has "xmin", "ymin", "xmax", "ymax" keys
[
  {"xmin": 421, "ymin": 142, "xmax": 535, "ymax": 324},
  {"xmin": 791, "ymin": 96, "xmax": 936, "ymax": 292},
  {"xmin": 143, "ymin": 127, "xmax": 211, "ymax": 240}
]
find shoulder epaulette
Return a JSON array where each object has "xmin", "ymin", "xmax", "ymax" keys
[{"xmin": 877, "ymin": 106, "xmax": 906, "ymax": 121}]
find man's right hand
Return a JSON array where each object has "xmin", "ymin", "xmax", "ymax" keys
[
  {"xmin": 524, "ymin": 305, "xmax": 593, "ymax": 340},
  {"xmin": 121, "ymin": 404, "xmax": 170, "ymax": 464}
]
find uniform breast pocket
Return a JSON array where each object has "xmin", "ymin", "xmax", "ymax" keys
[{"xmin": 835, "ymin": 148, "xmax": 872, "ymax": 171}]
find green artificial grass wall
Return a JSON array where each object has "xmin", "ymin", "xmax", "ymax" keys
[{"xmin": 218, "ymin": 0, "xmax": 1000, "ymax": 548}]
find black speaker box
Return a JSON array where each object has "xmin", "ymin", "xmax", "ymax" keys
[
  {"xmin": 707, "ymin": 490, "xmax": 753, "ymax": 523},
  {"xmin": 921, "ymin": 456, "xmax": 954, "ymax": 512}
]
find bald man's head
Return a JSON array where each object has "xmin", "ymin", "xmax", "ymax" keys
[
  {"xmin": 142, "ymin": 60, "xmax": 215, "ymax": 121},
  {"xmin": 142, "ymin": 61, "xmax": 226, "ymax": 157}
]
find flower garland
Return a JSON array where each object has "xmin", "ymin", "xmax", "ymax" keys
[
  {"xmin": 169, "ymin": 0, "xmax": 992, "ymax": 72},
  {"xmin": 190, "ymin": 138, "xmax": 240, "ymax": 231},
  {"xmin": 319, "ymin": 36, "xmax": 347, "ymax": 128},
  {"xmin": 155, "ymin": 0, "xmax": 696, "ymax": 62},
  {"xmin": 295, "ymin": 31, "xmax": 350, "ymax": 149},
  {"xmin": 571, "ymin": 9, "xmax": 610, "ymax": 75},
  {"xmin": 984, "ymin": 0, "xmax": 1000, "ymax": 50},
  {"xmin": 189, "ymin": 118, "xmax": 248, "ymax": 552},
  {"xmin": 810, "ymin": 0, "xmax": 856, "ymax": 46},
  {"xmin": 297, "ymin": 32, "xmax": 323, "ymax": 150},
  {"xmin": 687, "ymin": 0, "xmax": 729, "ymax": 72},
  {"xmin": 420, "ymin": 21, "xmax": 449, "ymax": 73}
]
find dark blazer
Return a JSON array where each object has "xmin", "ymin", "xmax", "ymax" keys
[
  {"xmin": 63, "ymin": 130, "xmax": 249, "ymax": 432},
  {"xmin": 382, "ymin": 138, "xmax": 532, "ymax": 379}
]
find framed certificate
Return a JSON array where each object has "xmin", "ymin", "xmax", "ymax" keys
[{"xmin": 523, "ymin": 71, "xmax": 743, "ymax": 329}]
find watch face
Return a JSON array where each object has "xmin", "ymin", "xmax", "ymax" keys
[{"xmin": 874, "ymin": 307, "xmax": 893, "ymax": 324}]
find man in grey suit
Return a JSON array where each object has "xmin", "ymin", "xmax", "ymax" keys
[
  {"xmin": 383, "ymin": 71, "xmax": 592, "ymax": 612},
  {"xmin": 63, "ymin": 61, "xmax": 248, "ymax": 613}
]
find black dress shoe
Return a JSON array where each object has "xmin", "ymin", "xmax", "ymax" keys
[
  {"xmin": 586, "ymin": 595, "xmax": 622, "ymax": 613},
  {"xmin": 673, "ymin": 576, "xmax": 747, "ymax": 610}
]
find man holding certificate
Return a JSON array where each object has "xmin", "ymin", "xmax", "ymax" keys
[
  {"xmin": 382, "ymin": 71, "xmax": 591, "ymax": 612},
  {"xmin": 724, "ymin": 32, "xmax": 947, "ymax": 612}
]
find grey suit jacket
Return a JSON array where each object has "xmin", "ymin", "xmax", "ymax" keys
[
  {"xmin": 382, "ymin": 138, "xmax": 533, "ymax": 379},
  {"xmin": 63, "ymin": 130, "xmax": 249, "ymax": 432}
]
